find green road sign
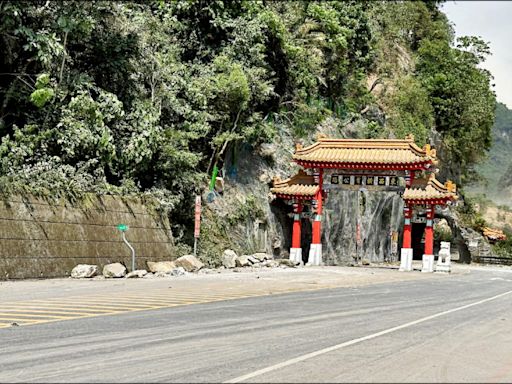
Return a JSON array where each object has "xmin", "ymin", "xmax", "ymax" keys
[{"xmin": 117, "ymin": 224, "xmax": 128, "ymax": 232}]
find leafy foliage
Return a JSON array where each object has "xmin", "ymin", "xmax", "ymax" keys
[{"xmin": 0, "ymin": 0, "xmax": 497, "ymax": 248}]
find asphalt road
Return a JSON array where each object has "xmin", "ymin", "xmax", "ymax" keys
[{"xmin": 1, "ymin": 267, "xmax": 512, "ymax": 383}]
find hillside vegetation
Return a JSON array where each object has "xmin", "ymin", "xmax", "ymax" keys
[
  {"xmin": 469, "ymin": 102, "xmax": 512, "ymax": 204},
  {"xmin": 0, "ymin": 1, "xmax": 496, "ymax": 248}
]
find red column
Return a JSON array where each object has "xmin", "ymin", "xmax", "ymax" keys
[
  {"xmin": 400, "ymin": 170, "xmax": 415, "ymax": 271},
  {"xmin": 308, "ymin": 168, "xmax": 324, "ymax": 266},
  {"xmin": 291, "ymin": 202, "xmax": 302, "ymax": 249},
  {"xmin": 424, "ymin": 205, "xmax": 434, "ymax": 255},
  {"xmin": 312, "ymin": 169, "xmax": 323, "ymax": 244},
  {"xmin": 402, "ymin": 170, "xmax": 414, "ymax": 249},
  {"xmin": 403, "ymin": 204, "xmax": 412, "ymax": 248}
]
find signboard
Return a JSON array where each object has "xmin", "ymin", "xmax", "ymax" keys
[
  {"xmin": 323, "ymin": 173, "xmax": 403, "ymax": 192},
  {"xmin": 194, "ymin": 195, "xmax": 201, "ymax": 238},
  {"xmin": 116, "ymin": 224, "xmax": 128, "ymax": 232}
]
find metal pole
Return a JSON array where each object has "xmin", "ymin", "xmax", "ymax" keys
[
  {"xmin": 122, "ymin": 231, "xmax": 136, "ymax": 271},
  {"xmin": 193, "ymin": 237, "xmax": 198, "ymax": 258}
]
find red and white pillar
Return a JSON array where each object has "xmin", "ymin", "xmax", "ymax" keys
[
  {"xmin": 308, "ymin": 168, "xmax": 323, "ymax": 266},
  {"xmin": 399, "ymin": 203, "xmax": 413, "ymax": 271},
  {"xmin": 290, "ymin": 201, "xmax": 303, "ymax": 265},
  {"xmin": 422, "ymin": 204, "xmax": 435, "ymax": 272},
  {"xmin": 400, "ymin": 170, "xmax": 415, "ymax": 271}
]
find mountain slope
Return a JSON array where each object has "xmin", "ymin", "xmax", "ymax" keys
[{"xmin": 470, "ymin": 102, "xmax": 512, "ymax": 204}]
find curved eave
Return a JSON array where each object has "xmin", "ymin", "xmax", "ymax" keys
[
  {"xmin": 294, "ymin": 138, "xmax": 426, "ymax": 155},
  {"xmin": 270, "ymin": 183, "xmax": 319, "ymax": 200},
  {"xmin": 294, "ymin": 160, "xmax": 435, "ymax": 170}
]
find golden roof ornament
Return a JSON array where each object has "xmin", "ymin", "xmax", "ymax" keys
[
  {"xmin": 445, "ymin": 180, "xmax": 456, "ymax": 193},
  {"xmin": 295, "ymin": 142, "xmax": 303, "ymax": 151},
  {"xmin": 423, "ymin": 143, "xmax": 437, "ymax": 158},
  {"xmin": 316, "ymin": 133, "xmax": 328, "ymax": 141},
  {"xmin": 405, "ymin": 133, "xmax": 415, "ymax": 141}
]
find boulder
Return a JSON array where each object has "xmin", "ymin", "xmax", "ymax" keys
[
  {"xmin": 253, "ymin": 253, "xmax": 272, "ymax": 261},
  {"xmin": 146, "ymin": 261, "xmax": 176, "ymax": 274},
  {"xmin": 222, "ymin": 249, "xmax": 238, "ymax": 268},
  {"xmin": 170, "ymin": 267, "xmax": 187, "ymax": 276},
  {"xmin": 247, "ymin": 255, "xmax": 260, "ymax": 264},
  {"xmin": 125, "ymin": 269, "xmax": 148, "ymax": 278},
  {"xmin": 236, "ymin": 255, "xmax": 251, "ymax": 267},
  {"xmin": 103, "ymin": 263, "xmax": 127, "ymax": 278},
  {"xmin": 275, "ymin": 259, "xmax": 297, "ymax": 268},
  {"xmin": 174, "ymin": 255, "xmax": 204, "ymax": 272},
  {"xmin": 262, "ymin": 260, "xmax": 279, "ymax": 268},
  {"xmin": 155, "ymin": 272, "xmax": 167, "ymax": 278},
  {"xmin": 143, "ymin": 273, "xmax": 155, "ymax": 279},
  {"xmin": 71, "ymin": 264, "xmax": 98, "ymax": 278}
]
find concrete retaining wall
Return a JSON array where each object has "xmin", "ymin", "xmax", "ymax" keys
[{"xmin": 0, "ymin": 194, "xmax": 176, "ymax": 279}]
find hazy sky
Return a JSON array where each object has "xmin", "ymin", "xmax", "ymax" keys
[{"xmin": 442, "ymin": 1, "xmax": 512, "ymax": 108}]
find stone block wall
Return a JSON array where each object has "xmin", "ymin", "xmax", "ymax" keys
[{"xmin": 0, "ymin": 194, "xmax": 176, "ymax": 279}]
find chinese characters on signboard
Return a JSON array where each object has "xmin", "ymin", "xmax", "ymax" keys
[{"xmin": 331, "ymin": 174, "xmax": 399, "ymax": 187}]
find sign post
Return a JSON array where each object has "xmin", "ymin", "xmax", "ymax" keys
[
  {"xmin": 194, "ymin": 195, "xmax": 201, "ymax": 257},
  {"xmin": 117, "ymin": 224, "xmax": 135, "ymax": 271}
]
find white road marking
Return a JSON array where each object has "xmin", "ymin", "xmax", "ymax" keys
[{"xmin": 224, "ymin": 289, "xmax": 512, "ymax": 383}]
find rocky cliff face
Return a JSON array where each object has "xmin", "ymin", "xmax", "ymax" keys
[{"xmin": 322, "ymin": 190, "xmax": 403, "ymax": 264}]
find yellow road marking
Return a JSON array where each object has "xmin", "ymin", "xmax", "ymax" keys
[
  {"xmin": 26, "ymin": 299, "xmax": 161, "ymax": 308},
  {"xmin": 6, "ymin": 300, "xmax": 158, "ymax": 310},
  {"xmin": 116, "ymin": 294, "xmax": 239, "ymax": 302},
  {"xmin": 0, "ymin": 283, "xmax": 342, "ymax": 330},
  {"xmin": 0, "ymin": 308, "xmax": 108, "ymax": 316},
  {"xmin": 0, "ymin": 304, "xmax": 122, "ymax": 313},
  {"xmin": 0, "ymin": 313, "xmax": 72, "ymax": 319},
  {"xmin": 0, "ymin": 317, "xmax": 44, "ymax": 322},
  {"xmin": 0, "ymin": 322, "xmax": 17, "ymax": 327},
  {"xmin": 15, "ymin": 302, "xmax": 166, "ymax": 312},
  {"xmin": 81, "ymin": 294, "xmax": 224, "ymax": 301},
  {"xmin": 82, "ymin": 296, "xmax": 209, "ymax": 305}
]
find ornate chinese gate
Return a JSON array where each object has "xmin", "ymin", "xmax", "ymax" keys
[{"xmin": 270, "ymin": 134, "xmax": 457, "ymax": 272}]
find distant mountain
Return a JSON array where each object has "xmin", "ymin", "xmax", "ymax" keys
[{"xmin": 471, "ymin": 102, "xmax": 512, "ymax": 203}]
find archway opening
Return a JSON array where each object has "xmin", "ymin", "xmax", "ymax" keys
[{"xmin": 412, "ymin": 222, "xmax": 426, "ymax": 260}]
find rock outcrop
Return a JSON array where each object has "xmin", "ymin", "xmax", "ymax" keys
[{"xmin": 459, "ymin": 227, "xmax": 492, "ymax": 261}]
